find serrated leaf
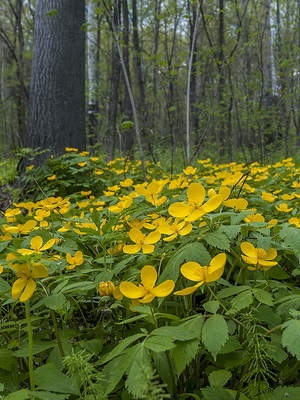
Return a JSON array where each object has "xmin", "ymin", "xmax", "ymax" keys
[
  {"xmin": 208, "ymin": 369, "xmax": 232, "ymax": 387},
  {"xmin": 34, "ymin": 364, "xmax": 80, "ymax": 395},
  {"xmin": 0, "ymin": 349, "xmax": 16, "ymax": 371},
  {"xmin": 280, "ymin": 226, "xmax": 300, "ymax": 256},
  {"xmin": 0, "ymin": 240, "xmax": 10, "ymax": 253},
  {"xmin": 203, "ymin": 300, "xmax": 220, "ymax": 314},
  {"xmin": 102, "ymin": 351, "xmax": 132, "ymax": 395},
  {"xmin": 42, "ymin": 293, "xmax": 67, "ymax": 310},
  {"xmin": 218, "ymin": 337, "xmax": 242, "ymax": 354},
  {"xmin": 179, "ymin": 314, "xmax": 204, "ymax": 338},
  {"xmin": 0, "ymin": 277, "xmax": 11, "ymax": 294},
  {"xmin": 14, "ymin": 341, "xmax": 55, "ymax": 357},
  {"xmin": 204, "ymin": 232, "xmax": 230, "ymax": 251},
  {"xmin": 60, "ymin": 281, "xmax": 95, "ymax": 293},
  {"xmin": 201, "ymin": 386, "xmax": 234, "ymax": 400},
  {"xmin": 151, "ymin": 325, "xmax": 197, "ymax": 341},
  {"xmin": 266, "ymin": 265, "xmax": 290, "ymax": 279},
  {"xmin": 125, "ymin": 344, "xmax": 152, "ymax": 397},
  {"xmin": 275, "ymin": 295, "xmax": 300, "ymax": 316},
  {"xmin": 202, "ymin": 315, "xmax": 229, "ymax": 360},
  {"xmin": 170, "ymin": 338, "xmax": 199, "ymax": 376},
  {"xmin": 32, "ymin": 391, "xmax": 70, "ymax": 400},
  {"xmin": 145, "ymin": 335, "xmax": 176, "ymax": 352},
  {"xmin": 227, "ymin": 290, "xmax": 253, "ymax": 314},
  {"xmin": 281, "ymin": 319, "xmax": 300, "ymax": 360},
  {"xmin": 217, "ymin": 285, "xmax": 250, "ymax": 299},
  {"xmin": 219, "ymin": 225, "xmax": 241, "ymax": 240},
  {"xmin": 99, "ymin": 333, "xmax": 145, "ymax": 364},
  {"xmin": 158, "ymin": 242, "xmax": 211, "ymax": 283},
  {"xmin": 252, "ymin": 288, "xmax": 273, "ymax": 306}
]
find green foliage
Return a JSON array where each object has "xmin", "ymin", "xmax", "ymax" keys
[{"xmin": 0, "ymin": 154, "xmax": 300, "ymax": 399}]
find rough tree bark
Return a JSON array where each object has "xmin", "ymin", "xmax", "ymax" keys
[{"xmin": 25, "ymin": 0, "xmax": 86, "ymax": 165}]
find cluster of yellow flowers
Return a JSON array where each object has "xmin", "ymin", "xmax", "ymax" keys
[{"xmin": 0, "ymin": 153, "xmax": 299, "ymax": 305}]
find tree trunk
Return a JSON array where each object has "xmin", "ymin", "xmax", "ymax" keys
[{"xmin": 25, "ymin": 0, "xmax": 86, "ymax": 165}]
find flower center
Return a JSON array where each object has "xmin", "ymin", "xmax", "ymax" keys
[{"xmin": 257, "ymin": 248, "xmax": 267, "ymax": 259}]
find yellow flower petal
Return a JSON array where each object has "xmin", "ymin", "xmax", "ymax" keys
[
  {"xmin": 139, "ymin": 293, "xmax": 156, "ymax": 303},
  {"xmin": 119, "ymin": 282, "xmax": 147, "ymax": 299},
  {"xmin": 151, "ymin": 280, "xmax": 175, "ymax": 297},
  {"xmin": 180, "ymin": 262, "xmax": 204, "ymax": 281},
  {"xmin": 123, "ymin": 244, "xmax": 142, "ymax": 254},
  {"xmin": 174, "ymin": 282, "xmax": 203, "ymax": 296},
  {"xmin": 30, "ymin": 236, "xmax": 43, "ymax": 251},
  {"xmin": 31, "ymin": 264, "xmax": 49, "ymax": 279},
  {"xmin": 265, "ymin": 248, "xmax": 277, "ymax": 260},
  {"xmin": 141, "ymin": 244, "xmax": 155, "ymax": 254},
  {"xmin": 241, "ymin": 242, "xmax": 257, "ymax": 258},
  {"xmin": 241, "ymin": 255, "xmax": 258, "ymax": 265},
  {"xmin": 141, "ymin": 265, "xmax": 157, "ymax": 291},
  {"xmin": 20, "ymin": 278, "xmax": 36, "ymax": 302},
  {"xmin": 144, "ymin": 231, "xmax": 161, "ymax": 244},
  {"xmin": 200, "ymin": 195, "xmax": 223, "ymax": 213},
  {"xmin": 168, "ymin": 203, "xmax": 191, "ymax": 218},
  {"xmin": 40, "ymin": 238, "xmax": 56, "ymax": 251},
  {"xmin": 187, "ymin": 182, "xmax": 205, "ymax": 207},
  {"xmin": 12, "ymin": 277, "xmax": 27, "ymax": 299},
  {"xmin": 206, "ymin": 253, "xmax": 226, "ymax": 282}
]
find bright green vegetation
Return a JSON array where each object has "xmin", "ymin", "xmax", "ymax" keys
[{"xmin": 0, "ymin": 150, "xmax": 300, "ymax": 399}]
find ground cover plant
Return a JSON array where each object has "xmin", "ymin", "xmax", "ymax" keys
[{"xmin": 0, "ymin": 150, "xmax": 300, "ymax": 400}]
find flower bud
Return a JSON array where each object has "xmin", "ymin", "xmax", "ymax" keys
[{"xmin": 98, "ymin": 281, "xmax": 115, "ymax": 296}]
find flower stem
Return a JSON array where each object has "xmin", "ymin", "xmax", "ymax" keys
[{"xmin": 25, "ymin": 301, "xmax": 35, "ymax": 391}]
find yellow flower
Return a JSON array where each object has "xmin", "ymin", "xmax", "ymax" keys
[
  {"xmin": 34, "ymin": 209, "xmax": 51, "ymax": 221},
  {"xmin": 26, "ymin": 165, "xmax": 35, "ymax": 171},
  {"xmin": 66, "ymin": 251, "xmax": 84, "ymax": 270},
  {"xmin": 0, "ymin": 265, "xmax": 3, "ymax": 274},
  {"xmin": 65, "ymin": 147, "xmax": 78, "ymax": 152},
  {"xmin": 175, "ymin": 253, "xmax": 226, "ymax": 295},
  {"xmin": 240, "ymin": 242, "xmax": 277, "ymax": 271},
  {"xmin": 288, "ymin": 217, "xmax": 300, "ymax": 227},
  {"xmin": 4, "ymin": 208, "xmax": 21, "ymax": 222},
  {"xmin": 223, "ymin": 198, "xmax": 248, "ymax": 210},
  {"xmin": 119, "ymin": 265, "xmax": 175, "ymax": 303},
  {"xmin": 3, "ymin": 220, "xmax": 38, "ymax": 235},
  {"xmin": 123, "ymin": 228, "xmax": 161, "ymax": 254},
  {"xmin": 98, "ymin": 281, "xmax": 116, "ymax": 296},
  {"xmin": 11, "ymin": 262, "xmax": 49, "ymax": 302},
  {"xmin": 108, "ymin": 196, "xmax": 133, "ymax": 213},
  {"xmin": 135, "ymin": 181, "xmax": 167, "ymax": 207},
  {"xmin": 168, "ymin": 182, "xmax": 222, "ymax": 222},
  {"xmin": 47, "ymin": 175, "xmax": 57, "ymax": 181},
  {"xmin": 262, "ymin": 192, "xmax": 276, "ymax": 203},
  {"xmin": 275, "ymin": 203, "xmax": 293, "ymax": 212},
  {"xmin": 120, "ymin": 178, "xmax": 133, "ymax": 187},
  {"xmin": 207, "ymin": 186, "xmax": 230, "ymax": 201},
  {"xmin": 243, "ymin": 213, "xmax": 265, "ymax": 223},
  {"xmin": 78, "ymin": 162, "xmax": 87, "ymax": 167},
  {"xmin": 183, "ymin": 166, "xmax": 197, "ymax": 176},
  {"xmin": 157, "ymin": 218, "xmax": 192, "ymax": 241},
  {"xmin": 18, "ymin": 236, "xmax": 56, "ymax": 255}
]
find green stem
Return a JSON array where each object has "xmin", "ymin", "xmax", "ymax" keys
[
  {"xmin": 25, "ymin": 301, "xmax": 35, "ymax": 391},
  {"xmin": 50, "ymin": 310, "xmax": 65, "ymax": 358}
]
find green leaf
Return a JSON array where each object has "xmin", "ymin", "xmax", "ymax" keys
[
  {"xmin": 201, "ymin": 386, "xmax": 234, "ymax": 400},
  {"xmin": 208, "ymin": 369, "xmax": 232, "ymax": 387},
  {"xmin": 60, "ymin": 281, "xmax": 95, "ymax": 293},
  {"xmin": 4, "ymin": 390, "xmax": 32, "ymax": 400},
  {"xmin": 145, "ymin": 335, "xmax": 176, "ymax": 352},
  {"xmin": 42, "ymin": 293, "xmax": 67, "ymax": 310},
  {"xmin": 180, "ymin": 314, "xmax": 204, "ymax": 338},
  {"xmin": 280, "ymin": 226, "xmax": 300, "ymax": 256},
  {"xmin": 158, "ymin": 242, "xmax": 211, "ymax": 283},
  {"xmin": 0, "ymin": 349, "xmax": 16, "ymax": 371},
  {"xmin": 151, "ymin": 325, "xmax": 197, "ymax": 341},
  {"xmin": 99, "ymin": 333, "xmax": 146, "ymax": 365},
  {"xmin": 0, "ymin": 240, "xmax": 10, "ymax": 253},
  {"xmin": 218, "ymin": 337, "xmax": 242, "ymax": 354},
  {"xmin": 252, "ymin": 288, "xmax": 273, "ymax": 306},
  {"xmin": 227, "ymin": 289, "xmax": 253, "ymax": 314},
  {"xmin": 14, "ymin": 341, "xmax": 55, "ymax": 357},
  {"xmin": 272, "ymin": 386, "xmax": 300, "ymax": 400},
  {"xmin": 0, "ymin": 277, "xmax": 11, "ymax": 294},
  {"xmin": 31, "ymin": 391, "xmax": 70, "ymax": 400},
  {"xmin": 204, "ymin": 232, "xmax": 230, "ymax": 251},
  {"xmin": 125, "ymin": 343, "xmax": 152, "ymax": 397},
  {"xmin": 219, "ymin": 225, "xmax": 241, "ymax": 240},
  {"xmin": 281, "ymin": 319, "xmax": 300, "ymax": 360},
  {"xmin": 34, "ymin": 364, "xmax": 80, "ymax": 395},
  {"xmin": 203, "ymin": 300, "xmax": 220, "ymax": 314},
  {"xmin": 266, "ymin": 265, "xmax": 290, "ymax": 279},
  {"xmin": 170, "ymin": 338, "xmax": 199, "ymax": 376},
  {"xmin": 217, "ymin": 285, "xmax": 250, "ymax": 299},
  {"xmin": 275, "ymin": 295, "xmax": 300, "ymax": 316},
  {"xmin": 202, "ymin": 315, "xmax": 229, "ymax": 360},
  {"xmin": 101, "ymin": 350, "xmax": 132, "ymax": 395}
]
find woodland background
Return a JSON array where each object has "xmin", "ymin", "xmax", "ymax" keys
[{"xmin": 1, "ymin": 0, "xmax": 300, "ymax": 168}]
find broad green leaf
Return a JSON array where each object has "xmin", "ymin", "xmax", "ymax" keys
[
  {"xmin": 252, "ymin": 288, "xmax": 273, "ymax": 306},
  {"xmin": 153, "ymin": 352, "xmax": 173, "ymax": 392},
  {"xmin": 145, "ymin": 335, "xmax": 176, "ymax": 352},
  {"xmin": 42, "ymin": 293, "xmax": 67, "ymax": 310},
  {"xmin": 203, "ymin": 300, "xmax": 220, "ymax": 314},
  {"xmin": 170, "ymin": 338, "xmax": 199, "ymax": 376},
  {"xmin": 227, "ymin": 289, "xmax": 253, "ymax": 314},
  {"xmin": 14, "ymin": 341, "xmax": 55, "ymax": 357},
  {"xmin": 266, "ymin": 265, "xmax": 290, "ymax": 279},
  {"xmin": 217, "ymin": 285, "xmax": 250, "ymax": 299},
  {"xmin": 201, "ymin": 386, "xmax": 234, "ymax": 400},
  {"xmin": 219, "ymin": 225, "xmax": 241, "ymax": 240},
  {"xmin": 218, "ymin": 337, "xmax": 242, "ymax": 354},
  {"xmin": 99, "ymin": 333, "xmax": 146, "ymax": 365},
  {"xmin": 60, "ymin": 281, "xmax": 95, "ymax": 293},
  {"xmin": 280, "ymin": 226, "xmax": 300, "ymax": 256},
  {"xmin": 125, "ymin": 343, "xmax": 152, "ymax": 397},
  {"xmin": 34, "ymin": 364, "xmax": 80, "ymax": 395},
  {"xmin": 31, "ymin": 391, "xmax": 70, "ymax": 400},
  {"xmin": 0, "ymin": 277, "xmax": 11, "ymax": 294},
  {"xmin": 272, "ymin": 386, "xmax": 300, "ymax": 400},
  {"xmin": 208, "ymin": 369, "xmax": 232, "ymax": 387},
  {"xmin": 151, "ymin": 325, "xmax": 197, "ymax": 341},
  {"xmin": 0, "ymin": 349, "xmax": 16, "ymax": 371},
  {"xmin": 203, "ymin": 231, "xmax": 230, "ymax": 251},
  {"xmin": 202, "ymin": 315, "xmax": 229, "ymax": 360},
  {"xmin": 180, "ymin": 314, "xmax": 204, "ymax": 338},
  {"xmin": 102, "ymin": 351, "xmax": 132, "ymax": 395},
  {"xmin": 281, "ymin": 319, "xmax": 300, "ymax": 360},
  {"xmin": 158, "ymin": 242, "xmax": 211, "ymax": 283},
  {"xmin": 4, "ymin": 390, "xmax": 31, "ymax": 400},
  {"xmin": 275, "ymin": 295, "xmax": 300, "ymax": 316},
  {"xmin": 253, "ymin": 305, "xmax": 281, "ymax": 327},
  {"xmin": 0, "ymin": 240, "xmax": 10, "ymax": 253}
]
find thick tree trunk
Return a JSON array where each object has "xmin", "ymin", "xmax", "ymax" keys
[{"xmin": 25, "ymin": 0, "xmax": 86, "ymax": 164}]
